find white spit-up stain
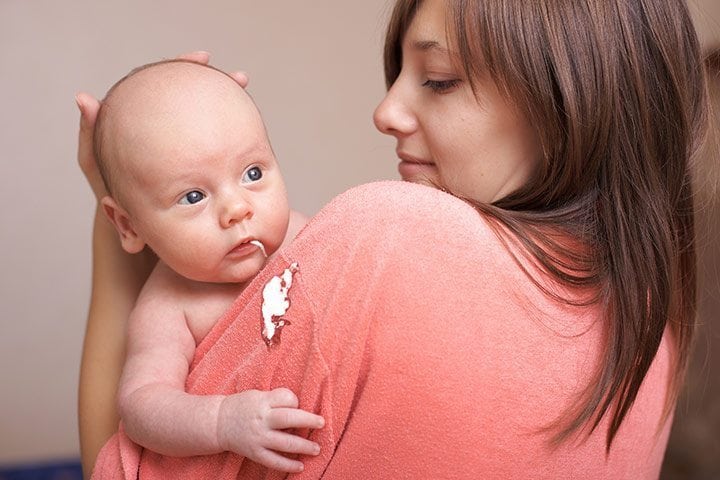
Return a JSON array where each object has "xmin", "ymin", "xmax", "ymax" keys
[
  {"xmin": 260, "ymin": 262, "xmax": 299, "ymax": 346},
  {"xmin": 249, "ymin": 240, "xmax": 267, "ymax": 257}
]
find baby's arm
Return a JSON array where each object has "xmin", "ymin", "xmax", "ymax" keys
[{"xmin": 118, "ymin": 264, "xmax": 324, "ymax": 473}]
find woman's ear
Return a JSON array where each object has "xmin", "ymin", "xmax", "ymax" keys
[{"xmin": 100, "ymin": 196, "xmax": 146, "ymax": 254}]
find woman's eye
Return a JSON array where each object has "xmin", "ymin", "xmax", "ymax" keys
[
  {"xmin": 242, "ymin": 166, "xmax": 263, "ymax": 183},
  {"xmin": 422, "ymin": 79, "xmax": 460, "ymax": 93},
  {"xmin": 179, "ymin": 190, "xmax": 205, "ymax": 205}
]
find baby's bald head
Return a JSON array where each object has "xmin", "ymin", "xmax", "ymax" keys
[{"xmin": 94, "ymin": 59, "xmax": 263, "ymax": 204}]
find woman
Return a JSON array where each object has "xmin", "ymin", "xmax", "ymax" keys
[{"xmin": 78, "ymin": 0, "xmax": 708, "ymax": 478}]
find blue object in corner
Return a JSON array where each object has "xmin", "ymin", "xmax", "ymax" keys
[{"xmin": 0, "ymin": 459, "xmax": 83, "ymax": 480}]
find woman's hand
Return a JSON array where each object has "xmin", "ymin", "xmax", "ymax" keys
[
  {"xmin": 177, "ymin": 51, "xmax": 250, "ymax": 87},
  {"xmin": 75, "ymin": 51, "xmax": 249, "ymax": 202},
  {"xmin": 75, "ymin": 93, "xmax": 105, "ymax": 201}
]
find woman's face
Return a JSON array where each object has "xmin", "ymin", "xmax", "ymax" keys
[{"xmin": 374, "ymin": 0, "xmax": 541, "ymax": 203}]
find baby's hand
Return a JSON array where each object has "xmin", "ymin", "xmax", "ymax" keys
[{"xmin": 217, "ymin": 388, "xmax": 324, "ymax": 473}]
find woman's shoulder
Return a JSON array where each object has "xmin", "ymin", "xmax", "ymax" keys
[
  {"xmin": 316, "ymin": 181, "xmax": 484, "ymax": 224},
  {"xmin": 303, "ymin": 181, "xmax": 500, "ymax": 252},
  {"xmin": 279, "ymin": 184, "xmax": 654, "ymax": 477},
  {"xmin": 287, "ymin": 181, "xmax": 540, "ymax": 303},
  {"xmin": 273, "ymin": 182, "xmax": 671, "ymax": 478},
  {"xmin": 287, "ymin": 181, "xmax": 604, "ymax": 350}
]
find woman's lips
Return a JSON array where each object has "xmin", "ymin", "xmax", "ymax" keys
[{"xmin": 398, "ymin": 158, "xmax": 437, "ymax": 181}]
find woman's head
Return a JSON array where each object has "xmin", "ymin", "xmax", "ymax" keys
[
  {"xmin": 377, "ymin": 0, "xmax": 707, "ymax": 211},
  {"xmin": 379, "ymin": 0, "xmax": 708, "ymax": 449},
  {"xmin": 373, "ymin": 0, "xmax": 541, "ymax": 204}
]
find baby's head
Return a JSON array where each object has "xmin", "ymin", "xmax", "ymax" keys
[{"xmin": 95, "ymin": 60, "xmax": 289, "ymax": 284}]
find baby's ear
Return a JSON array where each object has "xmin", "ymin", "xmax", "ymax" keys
[{"xmin": 100, "ymin": 196, "xmax": 146, "ymax": 254}]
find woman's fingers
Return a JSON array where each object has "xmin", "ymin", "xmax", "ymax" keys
[
  {"xmin": 76, "ymin": 92, "xmax": 108, "ymax": 200},
  {"xmin": 176, "ymin": 51, "xmax": 210, "ymax": 64},
  {"xmin": 76, "ymin": 53, "xmax": 248, "ymax": 203},
  {"xmin": 76, "ymin": 92, "xmax": 99, "ymax": 155},
  {"xmin": 175, "ymin": 51, "xmax": 249, "ymax": 88},
  {"xmin": 228, "ymin": 71, "xmax": 249, "ymax": 88}
]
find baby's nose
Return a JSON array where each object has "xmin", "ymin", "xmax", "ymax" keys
[{"xmin": 220, "ymin": 191, "xmax": 253, "ymax": 228}]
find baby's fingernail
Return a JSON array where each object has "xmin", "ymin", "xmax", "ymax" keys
[
  {"xmin": 75, "ymin": 94, "xmax": 84, "ymax": 113},
  {"xmin": 314, "ymin": 444, "xmax": 321, "ymax": 455}
]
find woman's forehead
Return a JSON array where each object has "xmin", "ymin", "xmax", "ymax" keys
[{"xmin": 403, "ymin": 0, "xmax": 447, "ymax": 45}]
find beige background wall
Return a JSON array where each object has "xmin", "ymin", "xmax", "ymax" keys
[{"xmin": 0, "ymin": 0, "xmax": 717, "ymax": 471}]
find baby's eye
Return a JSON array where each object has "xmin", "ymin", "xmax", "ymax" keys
[
  {"xmin": 242, "ymin": 166, "xmax": 263, "ymax": 183},
  {"xmin": 178, "ymin": 190, "xmax": 205, "ymax": 205}
]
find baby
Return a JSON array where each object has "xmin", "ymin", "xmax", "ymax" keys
[{"xmin": 93, "ymin": 59, "xmax": 323, "ymax": 473}]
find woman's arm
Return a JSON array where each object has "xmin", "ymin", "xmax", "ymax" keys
[
  {"xmin": 76, "ymin": 94, "xmax": 157, "ymax": 478},
  {"xmin": 78, "ymin": 209, "xmax": 155, "ymax": 476}
]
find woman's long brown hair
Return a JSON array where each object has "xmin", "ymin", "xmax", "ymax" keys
[{"xmin": 384, "ymin": 0, "xmax": 709, "ymax": 450}]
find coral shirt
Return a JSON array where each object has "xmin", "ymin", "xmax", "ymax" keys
[{"xmin": 93, "ymin": 181, "xmax": 673, "ymax": 479}]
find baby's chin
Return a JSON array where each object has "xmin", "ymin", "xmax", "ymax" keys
[
  {"xmin": 183, "ymin": 259, "xmax": 268, "ymax": 286},
  {"xmin": 214, "ymin": 265, "xmax": 266, "ymax": 285}
]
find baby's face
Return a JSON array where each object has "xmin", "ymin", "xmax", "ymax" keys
[{"xmin": 113, "ymin": 64, "xmax": 289, "ymax": 284}]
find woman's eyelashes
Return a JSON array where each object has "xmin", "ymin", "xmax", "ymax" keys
[
  {"xmin": 422, "ymin": 78, "xmax": 460, "ymax": 93},
  {"xmin": 242, "ymin": 166, "xmax": 263, "ymax": 183},
  {"xmin": 178, "ymin": 190, "xmax": 206, "ymax": 205}
]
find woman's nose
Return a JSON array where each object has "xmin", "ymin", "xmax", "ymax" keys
[
  {"xmin": 220, "ymin": 190, "xmax": 253, "ymax": 228},
  {"xmin": 373, "ymin": 83, "xmax": 418, "ymax": 137}
]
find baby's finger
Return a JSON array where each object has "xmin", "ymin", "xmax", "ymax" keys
[
  {"xmin": 252, "ymin": 448, "xmax": 305, "ymax": 473},
  {"xmin": 264, "ymin": 430, "xmax": 321, "ymax": 457},
  {"xmin": 268, "ymin": 408, "xmax": 325, "ymax": 430},
  {"xmin": 267, "ymin": 388, "xmax": 299, "ymax": 408}
]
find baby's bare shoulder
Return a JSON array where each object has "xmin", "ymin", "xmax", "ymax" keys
[{"xmin": 135, "ymin": 261, "xmax": 188, "ymax": 307}]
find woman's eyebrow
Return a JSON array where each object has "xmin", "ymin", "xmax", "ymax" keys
[
  {"xmin": 412, "ymin": 40, "xmax": 448, "ymax": 53},
  {"xmin": 412, "ymin": 39, "xmax": 461, "ymax": 62}
]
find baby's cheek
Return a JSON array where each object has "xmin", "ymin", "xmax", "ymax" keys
[{"xmin": 268, "ymin": 213, "xmax": 292, "ymax": 251}]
